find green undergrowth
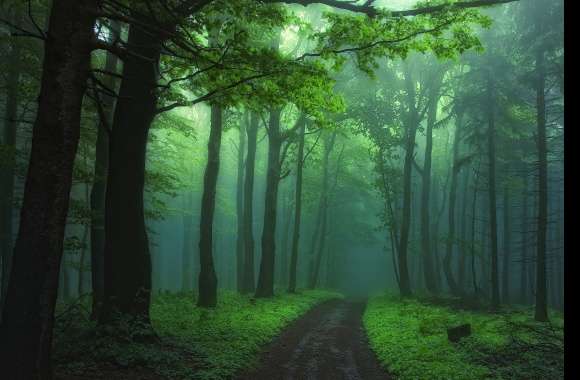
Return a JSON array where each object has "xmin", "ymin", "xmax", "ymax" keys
[
  {"xmin": 363, "ymin": 294, "xmax": 564, "ymax": 380},
  {"xmin": 53, "ymin": 289, "xmax": 341, "ymax": 379}
]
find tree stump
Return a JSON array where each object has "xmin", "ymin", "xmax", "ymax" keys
[{"xmin": 447, "ymin": 323, "xmax": 471, "ymax": 342}]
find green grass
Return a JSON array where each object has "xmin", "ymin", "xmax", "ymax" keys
[
  {"xmin": 53, "ymin": 289, "xmax": 341, "ymax": 379},
  {"xmin": 363, "ymin": 294, "xmax": 564, "ymax": 380}
]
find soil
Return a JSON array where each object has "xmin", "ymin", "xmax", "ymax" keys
[{"xmin": 235, "ymin": 298, "xmax": 391, "ymax": 380}]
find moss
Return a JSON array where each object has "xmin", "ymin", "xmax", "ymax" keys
[{"xmin": 363, "ymin": 294, "xmax": 564, "ymax": 380}]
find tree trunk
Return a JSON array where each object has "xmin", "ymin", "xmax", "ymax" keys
[
  {"xmin": 197, "ymin": 105, "xmax": 222, "ymax": 307},
  {"xmin": 458, "ymin": 168, "xmax": 470, "ymax": 292},
  {"xmin": 241, "ymin": 113, "xmax": 258, "ymax": 293},
  {"xmin": 309, "ymin": 131, "xmax": 336, "ymax": 289},
  {"xmin": 520, "ymin": 170, "xmax": 528, "ymax": 304},
  {"xmin": 470, "ymin": 165, "xmax": 480, "ymax": 296},
  {"xmin": 0, "ymin": 1, "xmax": 96, "ymax": 377},
  {"xmin": 0, "ymin": 8, "xmax": 22, "ymax": 315},
  {"xmin": 278, "ymin": 191, "xmax": 292, "ymax": 288},
  {"xmin": 444, "ymin": 111, "xmax": 463, "ymax": 296},
  {"xmin": 398, "ymin": 69, "xmax": 418, "ymax": 297},
  {"xmin": 182, "ymin": 193, "xmax": 194, "ymax": 292},
  {"xmin": 235, "ymin": 118, "xmax": 246, "ymax": 292},
  {"xmin": 534, "ymin": 48, "xmax": 549, "ymax": 321},
  {"xmin": 255, "ymin": 109, "xmax": 283, "ymax": 298},
  {"xmin": 420, "ymin": 90, "xmax": 439, "ymax": 294},
  {"xmin": 100, "ymin": 21, "xmax": 162, "ymax": 325},
  {"xmin": 487, "ymin": 76, "xmax": 500, "ymax": 309},
  {"xmin": 501, "ymin": 185, "xmax": 511, "ymax": 303},
  {"xmin": 288, "ymin": 119, "xmax": 306, "ymax": 293},
  {"xmin": 90, "ymin": 20, "xmax": 120, "ymax": 320}
]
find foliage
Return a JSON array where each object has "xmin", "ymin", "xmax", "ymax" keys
[
  {"xmin": 53, "ymin": 290, "xmax": 342, "ymax": 379},
  {"xmin": 363, "ymin": 295, "xmax": 564, "ymax": 380}
]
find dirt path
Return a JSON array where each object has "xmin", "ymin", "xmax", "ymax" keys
[{"xmin": 236, "ymin": 298, "xmax": 391, "ymax": 380}]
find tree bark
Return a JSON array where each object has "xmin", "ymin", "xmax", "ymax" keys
[
  {"xmin": 235, "ymin": 117, "xmax": 246, "ymax": 292},
  {"xmin": 458, "ymin": 168, "xmax": 470, "ymax": 292},
  {"xmin": 197, "ymin": 105, "xmax": 222, "ymax": 307},
  {"xmin": 182, "ymin": 193, "xmax": 194, "ymax": 292},
  {"xmin": 444, "ymin": 111, "xmax": 463, "ymax": 296},
  {"xmin": 398, "ymin": 68, "xmax": 418, "ymax": 297},
  {"xmin": 100, "ymin": 21, "xmax": 163, "ymax": 325},
  {"xmin": 255, "ymin": 109, "xmax": 283, "ymax": 298},
  {"xmin": 534, "ymin": 48, "xmax": 549, "ymax": 321},
  {"xmin": 0, "ymin": 8, "xmax": 22, "ymax": 315},
  {"xmin": 241, "ymin": 113, "xmax": 259, "ymax": 294},
  {"xmin": 90, "ymin": 20, "xmax": 120, "ymax": 320},
  {"xmin": 309, "ymin": 130, "xmax": 336, "ymax": 289},
  {"xmin": 487, "ymin": 76, "xmax": 500, "ymax": 309},
  {"xmin": 519, "ymin": 170, "xmax": 528, "ymax": 303},
  {"xmin": 288, "ymin": 119, "xmax": 306, "ymax": 293},
  {"xmin": 0, "ymin": 1, "xmax": 96, "ymax": 377},
  {"xmin": 501, "ymin": 185, "xmax": 511, "ymax": 303},
  {"xmin": 420, "ymin": 87, "xmax": 440, "ymax": 294}
]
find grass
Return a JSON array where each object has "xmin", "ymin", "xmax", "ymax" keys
[
  {"xmin": 363, "ymin": 294, "xmax": 564, "ymax": 380},
  {"xmin": 53, "ymin": 289, "xmax": 342, "ymax": 379}
]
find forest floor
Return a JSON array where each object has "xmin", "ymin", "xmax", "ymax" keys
[
  {"xmin": 52, "ymin": 290, "xmax": 341, "ymax": 380},
  {"xmin": 235, "ymin": 298, "xmax": 390, "ymax": 380},
  {"xmin": 364, "ymin": 294, "xmax": 565, "ymax": 380}
]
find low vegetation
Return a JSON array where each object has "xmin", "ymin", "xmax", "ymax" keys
[
  {"xmin": 363, "ymin": 295, "xmax": 564, "ymax": 380},
  {"xmin": 53, "ymin": 290, "xmax": 341, "ymax": 380}
]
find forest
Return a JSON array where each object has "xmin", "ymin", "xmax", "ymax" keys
[{"xmin": 0, "ymin": 0, "xmax": 564, "ymax": 379}]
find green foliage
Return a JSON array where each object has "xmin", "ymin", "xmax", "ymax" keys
[
  {"xmin": 363, "ymin": 295, "xmax": 564, "ymax": 380},
  {"xmin": 53, "ymin": 290, "xmax": 342, "ymax": 379}
]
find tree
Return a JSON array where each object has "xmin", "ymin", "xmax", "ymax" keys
[
  {"xmin": 197, "ymin": 104, "xmax": 222, "ymax": 307},
  {"xmin": 0, "ymin": 0, "xmax": 98, "ymax": 376}
]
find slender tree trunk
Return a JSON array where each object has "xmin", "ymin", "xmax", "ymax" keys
[
  {"xmin": 0, "ymin": 1, "xmax": 96, "ymax": 377},
  {"xmin": 182, "ymin": 193, "xmax": 194, "ymax": 292},
  {"xmin": 458, "ymin": 168, "xmax": 470, "ymax": 292},
  {"xmin": 101, "ymin": 22, "xmax": 163, "ymax": 325},
  {"xmin": 444, "ymin": 112, "xmax": 463, "ymax": 296},
  {"xmin": 309, "ymin": 131, "xmax": 336, "ymax": 289},
  {"xmin": 198, "ymin": 105, "xmax": 222, "ymax": 307},
  {"xmin": 420, "ymin": 91, "xmax": 439, "ymax": 294},
  {"xmin": 534, "ymin": 48, "xmax": 549, "ymax": 322},
  {"xmin": 398, "ymin": 69, "xmax": 418, "ymax": 297},
  {"xmin": 78, "ymin": 183, "xmax": 90, "ymax": 295},
  {"xmin": 0, "ymin": 8, "xmax": 22, "ymax": 315},
  {"xmin": 241, "ymin": 113, "xmax": 258, "ymax": 293},
  {"xmin": 90, "ymin": 20, "xmax": 120, "ymax": 320},
  {"xmin": 235, "ymin": 119, "xmax": 246, "ymax": 292},
  {"xmin": 470, "ymin": 165, "xmax": 480, "ymax": 296},
  {"xmin": 501, "ymin": 185, "xmax": 511, "ymax": 303},
  {"xmin": 520, "ymin": 171, "xmax": 528, "ymax": 304},
  {"xmin": 487, "ymin": 76, "xmax": 500, "ymax": 309},
  {"xmin": 288, "ymin": 119, "xmax": 306, "ymax": 293},
  {"xmin": 256, "ymin": 109, "xmax": 283, "ymax": 298},
  {"xmin": 279, "ymin": 191, "xmax": 291, "ymax": 288}
]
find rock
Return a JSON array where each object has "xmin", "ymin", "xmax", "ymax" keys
[{"xmin": 447, "ymin": 323, "xmax": 471, "ymax": 343}]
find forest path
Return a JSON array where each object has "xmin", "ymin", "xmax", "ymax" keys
[{"xmin": 235, "ymin": 298, "xmax": 391, "ymax": 380}]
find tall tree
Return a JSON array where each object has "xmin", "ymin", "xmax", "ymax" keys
[
  {"xmin": 255, "ymin": 108, "xmax": 283, "ymax": 298},
  {"xmin": 486, "ymin": 74, "xmax": 501, "ymax": 309},
  {"xmin": 90, "ymin": 20, "xmax": 120, "ymax": 320},
  {"xmin": 0, "ymin": 7, "xmax": 23, "ymax": 314},
  {"xmin": 288, "ymin": 119, "xmax": 306, "ymax": 293},
  {"xmin": 241, "ymin": 113, "xmax": 259, "ymax": 294},
  {"xmin": 235, "ymin": 115, "xmax": 246, "ymax": 292},
  {"xmin": 309, "ymin": 130, "xmax": 337, "ymax": 289},
  {"xmin": 0, "ymin": 0, "xmax": 98, "ymax": 376},
  {"xmin": 197, "ymin": 105, "xmax": 223, "ymax": 307},
  {"xmin": 418, "ymin": 69, "xmax": 444, "ymax": 294}
]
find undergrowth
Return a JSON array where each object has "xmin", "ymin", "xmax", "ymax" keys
[
  {"xmin": 53, "ymin": 289, "xmax": 341, "ymax": 379},
  {"xmin": 363, "ymin": 294, "xmax": 564, "ymax": 380}
]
